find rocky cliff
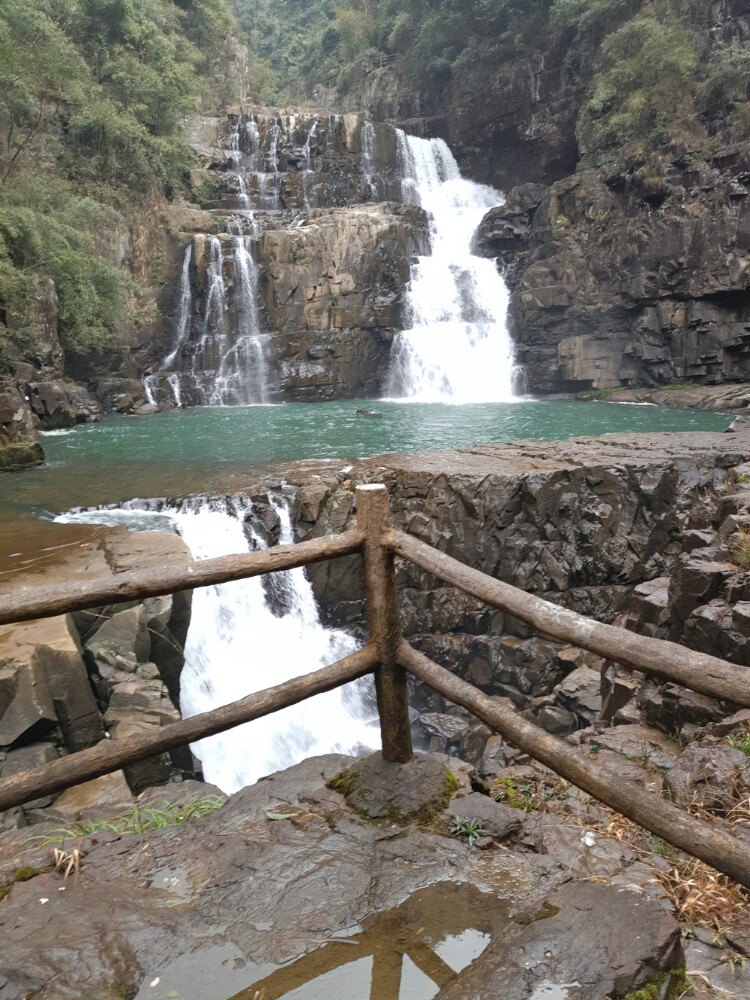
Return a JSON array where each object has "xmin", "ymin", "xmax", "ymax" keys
[
  {"xmin": 351, "ymin": 1, "xmax": 750, "ymax": 396},
  {"xmin": 138, "ymin": 109, "xmax": 426, "ymax": 409}
]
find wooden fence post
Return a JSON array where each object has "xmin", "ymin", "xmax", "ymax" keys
[{"xmin": 357, "ymin": 484, "xmax": 413, "ymax": 763}]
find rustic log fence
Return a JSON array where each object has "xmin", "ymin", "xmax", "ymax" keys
[{"xmin": 1, "ymin": 484, "xmax": 749, "ymax": 889}]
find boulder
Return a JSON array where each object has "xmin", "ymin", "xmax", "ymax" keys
[
  {"xmin": 54, "ymin": 771, "xmax": 134, "ymax": 817},
  {"xmin": 443, "ymin": 791, "xmax": 522, "ymax": 840},
  {"xmin": 0, "ymin": 654, "xmax": 56, "ymax": 748},
  {"xmin": 664, "ymin": 743, "xmax": 750, "ymax": 812},
  {"xmin": 552, "ymin": 664, "xmax": 602, "ymax": 725},
  {"xmin": 0, "ymin": 616, "xmax": 103, "ymax": 752},
  {"xmin": 437, "ymin": 881, "xmax": 682, "ymax": 999},
  {"xmin": 0, "ymin": 380, "xmax": 44, "ymax": 472},
  {"xmin": 328, "ymin": 751, "xmax": 455, "ymax": 823},
  {"xmin": 86, "ymin": 606, "xmax": 150, "ymax": 673}
]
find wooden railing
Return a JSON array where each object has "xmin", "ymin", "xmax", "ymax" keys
[{"xmin": 1, "ymin": 484, "xmax": 749, "ymax": 888}]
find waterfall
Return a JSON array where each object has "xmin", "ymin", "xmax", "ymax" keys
[
  {"xmin": 144, "ymin": 115, "xmax": 274, "ymax": 408},
  {"xmin": 361, "ymin": 121, "xmax": 379, "ymax": 201},
  {"xmin": 142, "ymin": 245, "xmax": 193, "ymax": 407},
  {"xmin": 55, "ymin": 496, "xmax": 378, "ymax": 793},
  {"xmin": 218, "ymin": 217, "xmax": 271, "ymax": 405},
  {"xmin": 301, "ymin": 119, "xmax": 319, "ymax": 209},
  {"xmin": 172, "ymin": 496, "xmax": 377, "ymax": 792},
  {"xmin": 387, "ymin": 131, "xmax": 518, "ymax": 403}
]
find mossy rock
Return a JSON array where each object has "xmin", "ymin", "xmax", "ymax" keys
[{"xmin": 326, "ymin": 752, "xmax": 456, "ymax": 826}]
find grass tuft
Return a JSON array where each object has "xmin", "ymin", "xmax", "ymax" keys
[
  {"xmin": 27, "ymin": 795, "xmax": 225, "ymax": 848},
  {"xmin": 731, "ymin": 527, "xmax": 750, "ymax": 570},
  {"xmin": 448, "ymin": 816, "xmax": 487, "ymax": 848}
]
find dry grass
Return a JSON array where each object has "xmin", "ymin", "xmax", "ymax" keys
[
  {"xmin": 493, "ymin": 767, "xmax": 750, "ymax": 936},
  {"xmin": 732, "ymin": 527, "xmax": 750, "ymax": 570},
  {"xmin": 587, "ymin": 806, "xmax": 750, "ymax": 935}
]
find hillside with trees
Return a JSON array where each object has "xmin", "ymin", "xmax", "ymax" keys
[{"xmin": 0, "ymin": 0, "xmax": 234, "ymax": 368}]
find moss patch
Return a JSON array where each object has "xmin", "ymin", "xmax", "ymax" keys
[
  {"xmin": 444, "ymin": 771, "xmax": 459, "ymax": 796},
  {"xmin": 516, "ymin": 901, "xmax": 560, "ymax": 926},
  {"xmin": 623, "ymin": 968, "xmax": 689, "ymax": 1000},
  {"xmin": 12, "ymin": 865, "xmax": 41, "ymax": 883},
  {"xmin": 326, "ymin": 769, "xmax": 361, "ymax": 797}
]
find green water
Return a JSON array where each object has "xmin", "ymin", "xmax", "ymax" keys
[
  {"xmin": 3, "ymin": 398, "xmax": 730, "ymax": 515},
  {"xmin": 0, "ymin": 396, "xmax": 730, "ymax": 579}
]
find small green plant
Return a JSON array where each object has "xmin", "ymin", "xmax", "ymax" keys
[
  {"xmin": 449, "ymin": 816, "xmax": 487, "ymax": 848},
  {"xmin": 738, "ymin": 473, "xmax": 750, "ymax": 486},
  {"xmin": 728, "ymin": 729, "xmax": 750, "ymax": 755},
  {"xmin": 27, "ymin": 796, "xmax": 225, "ymax": 847},
  {"xmin": 589, "ymin": 742, "xmax": 602, "ymax": 755},
  {"xmin": 492, "ymin": 776, "xmax": 571, "ymax": 812}
]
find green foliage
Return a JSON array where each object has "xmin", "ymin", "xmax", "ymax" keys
[
  {"xmin": 28, "ymin": 795, "xmax": 227, "ymax": 846},
  {"xmin": 448, "ymin": 815, "xmax": 487, "ymax": 848},
  {"xmin": 0, "ymin": 0, "xmax": 233, "ymax": 364},
  {"xmin": 700, "ymin": 43, "xmax": 750, "ymax": 110},
  {"xmin": 728, "ymin": 729, "xmax": 750, "ymax": 755},
  {"xmin": 583, "ymin": 11, "xmax": 698, "ymax": 150},
  {"xmin": 0, "ymin": 178, "xmax": 131, "ymax": 354}
]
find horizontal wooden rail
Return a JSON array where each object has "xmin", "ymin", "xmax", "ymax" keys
[
  {"xmin": 0, "ymin": 528, "xmax": 364, "ymax": 627},
  {"xmin": 397, "ymin": 640, "xmax": 750, "ymax": 889},
  {"xmin": 388, "ymin": 529, "xmax": 749, "ymax": 708},
  {"xmin": 0, "ymin": 645, "xmax": 377, "ymax": 812}
]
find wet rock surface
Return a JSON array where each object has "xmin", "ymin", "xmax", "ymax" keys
[
  {"xmin": 0, "ymin": 753, "xmax": 680, "ymax": 1000},
  {"xmin": 0, "ymin": 379, "xmax": 44, "ymax": 472},
  {"xmin": 0, "ymin": 527, "xmax": 196, "ymax": 824}
]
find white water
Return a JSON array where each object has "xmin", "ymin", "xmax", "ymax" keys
[
  {"xmin": 143, "ymin": 244, "xmax": 193, "ymax": 406},
  {"xmin": 144, "ymin": 118, "xmax": 274, "ymax": 408},
  {"xmin": 387, "ymin": 132, "xmax": 518, "ymax": 403},
  {"xmin": 173, "ymin": 496, "xmax": 377, "ymax": 792},
  {"xmin": 361, "ymin": 120, "xmax": 379, "ymax": 201},
  {"xmin": 301, "ymin": 118, "xmax": 319, "ymax": 209}
]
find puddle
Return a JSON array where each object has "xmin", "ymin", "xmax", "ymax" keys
[
  {"xmin": 138, "ymin": 882, "xmax": 509, "ymax": 999},
  {"xmin": 148, "ymin": 867, "xmax": 191, "ymax": 901},
  {"xmin": 528, "ymin": 983, "xmax": 582, "ymax": 1000}
]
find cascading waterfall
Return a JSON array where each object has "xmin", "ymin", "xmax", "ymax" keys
[
  {"xmin": 144, "ymin": 118, "xmax": 273, "ymax": 408},
  {"xmin": 387, "ymin": 131, "xmax": 519, "ymax": 403},
  {"xmin": 55, "ymin": 496, "xmax": 378, "ymax": 793},
  {"xmin": 143, "ymin": 245, "xmax": 193, "ymax": 408},
  {"xmin": 301, "ymin": 119, "xmax": 318, "ymax": 209},
  {"xmin": 220, "ymin": 216, "xmax": 272, "ymax": 405},
  {"xmin": 172, "ymin": 495, "xmax": 377, "ymax": 792},
  {"xmin": 361, "ymin": 120, "xmax": 379, "ymax": 201}
]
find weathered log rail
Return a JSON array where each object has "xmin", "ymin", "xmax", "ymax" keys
[{"xmin": 1, "ymin": 484, "xmax": 749, "ymax": 890}]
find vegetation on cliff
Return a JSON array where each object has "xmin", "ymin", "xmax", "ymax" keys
[
  {"xmin": 0, "ymin": 0, "xmax": 233, "ymax": 369},
  {"xmin": 243, "ymin": 0, "xmax": 750, "ymax": 162}
]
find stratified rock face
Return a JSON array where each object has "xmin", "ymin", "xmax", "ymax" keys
[
  {"xmin": 260, "ymin": 203, "xmax": 428, "ymax": 400},
  {"xmin": 0, "ymin": 380, "xmax": 44, "ymax": 472},
  {"xmin": 475, "ymin": 161, "xmax": 750, "ymax": 393},
  {"xmin": 282, "ymin": 429, "xmax": 750, "ymax": 741},
  {"xmin": 206, "ymin": 109, "xmax": 406, "ymax": 212},
  {"xmin": 140, "ymin": 108, "xmax": 421, "ymax": 408}
]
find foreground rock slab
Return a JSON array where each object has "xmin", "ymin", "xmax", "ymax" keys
[{"xmin": 0, "ymin": 753, "xmax": 681, "ymax": 1000}]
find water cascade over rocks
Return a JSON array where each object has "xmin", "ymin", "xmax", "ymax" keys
[
  {"xmin": 172, "ymin": 495, "xmax": 377, "ymax": 792},
  {"xmin": 141, "ymin": 109, "xmax": 521, "ymax": 410},
  {"xmin": 143, "ymin": 119, "xmax": 273, "ymax": 408},
  {"xmin": 58, "ymin": 496, "xmax": 377, "ymax": 792},
  {"xmin": 387, "ymin": 132, "xmax": 520, "ymax": 402}
]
